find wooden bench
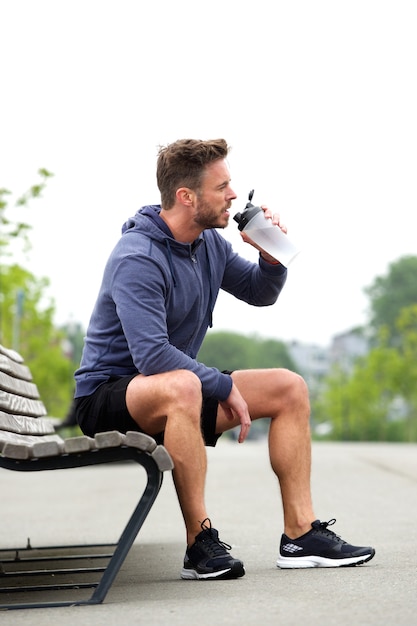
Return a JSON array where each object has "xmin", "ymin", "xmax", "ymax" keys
[{"xmin": 0, "ymin": 344, "xmax": 173, "ymax": 610}]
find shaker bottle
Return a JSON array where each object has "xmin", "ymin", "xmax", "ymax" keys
[{"xmin": 233, "ymin": 190, "xmax": 300, "ymax": 267}]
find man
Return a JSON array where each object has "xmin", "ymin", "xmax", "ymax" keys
[{"xmin": 74, "ymin": 138, "xmax": 375, "ymax": 580}]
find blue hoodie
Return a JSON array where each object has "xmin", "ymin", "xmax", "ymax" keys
[{"xmin": 74, "ymin": 205, "xmax": 287, "ymax": 401}]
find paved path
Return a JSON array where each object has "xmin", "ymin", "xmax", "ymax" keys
[{"xmin": 1, "ymin": 440, "xmax": 416, "ymax": 625}]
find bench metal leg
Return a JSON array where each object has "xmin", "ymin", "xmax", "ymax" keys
[
  {"xmin": 89, "ymin": 453, "xmax": 163, "ymax": 605},
  {"xmin": 0, "ymin": 453, "xmax": 164, "ymax": 610}
]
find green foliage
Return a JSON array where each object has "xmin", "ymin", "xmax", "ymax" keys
[
  {"xmin": 29, "ymin": 345, "xmax": 75, "ymax": 418},
  {"xmin": 197, "ymin": 331, "xmax": 297, "ymax": 371},
  {"xmin": 364, "ymin": 255, "xmax": 417, "ymax": 344},
  {"xmin": 314, "ymin": 256, "xmax": 417, "ymax": 442},
  {"xmin": 0, "ymin": 170, "xmax": 74, "ymax": 418},
  {"xmin": 0, "ymin": 169, "xmax": 53, "ymax": 258},
  {"xmin": 314, "ymin": 304, "xmax": 417, "ymax": 442},
  {"xmin": 0, "ymin": 263, "xmax": 74, "ymax": 417},
  {"xmin": 392, "ymin": 305, "xmax": 417, "ymax": 440},
  {"xmin": 316, "ymin": 349, "xmax": 401, "ymax": 440},
  {"xmin": 1, "ymin": 264, "xmax": 52, "ymax": 342}
]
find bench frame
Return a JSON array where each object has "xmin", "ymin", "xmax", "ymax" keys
[
  {"xmin": 1, "ymin": 447, "xmax": 163, "ymax": 610},
  {"xmin": 0, "ymin": 345, "xmax": 173, "ymax": 610}
]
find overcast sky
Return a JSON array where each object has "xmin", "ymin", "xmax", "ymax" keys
[{"xmin": 2, "ymin": 0, "xmax": 416, "ymax": 347}]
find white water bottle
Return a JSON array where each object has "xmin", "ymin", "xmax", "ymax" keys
[{"xmin": 233, "ymin": 190, "xmax": 300, "ymax": 267}]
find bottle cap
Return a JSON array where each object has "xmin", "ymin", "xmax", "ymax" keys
[{"xmin": 233, "ymin": 190, "xmax": 262, "ymax": 231}]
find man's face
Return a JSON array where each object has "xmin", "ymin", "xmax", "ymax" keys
[{"xmin": 192, "ymin": 159, "xmax": 237, "ymax": 230}]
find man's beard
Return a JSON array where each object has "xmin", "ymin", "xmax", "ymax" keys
[{"xmin": 193, "ymin": 198, "xmax": 230, "ymax": 230}]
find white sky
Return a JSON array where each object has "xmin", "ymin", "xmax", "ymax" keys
[{"xmin": 1, "ymin": 0, "xmax": 416, "ymax": 347}]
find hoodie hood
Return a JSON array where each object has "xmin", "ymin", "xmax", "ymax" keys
[
  {"xmin": 122, "ymin": 204, "xmax": 204, "ymax": 251},
  {"xmin": 122, "ymin": 205, "xmax": 171, "ymax": 238}
]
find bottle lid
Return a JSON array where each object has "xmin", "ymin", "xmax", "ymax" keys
[{"xmin": 233, "ymin": 190, "xmax": 262, "ymax": 231}]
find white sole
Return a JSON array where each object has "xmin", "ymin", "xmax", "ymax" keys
[
  {"xmin": 181, "ymin": 567, "xmax": 232, "ymax": 580},
  {"xmin": 276, "ymin": 552, "xmax": 375, "ymax": 568}
]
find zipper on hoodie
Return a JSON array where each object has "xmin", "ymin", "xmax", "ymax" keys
[{"xmin": 190, "ymin": 240, "xmax": 200, "ymax": 264}]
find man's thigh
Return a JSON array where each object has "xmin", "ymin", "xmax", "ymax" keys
[{"xmin": 215, "ymin": 368, "xmax": 296, "ymax": 433}]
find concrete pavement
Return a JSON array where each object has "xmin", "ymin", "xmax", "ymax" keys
[{"xmin": 1, "ymin": 439, "xmax": 416, "ymax": 625}]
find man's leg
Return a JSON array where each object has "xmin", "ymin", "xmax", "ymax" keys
[
  {"xmin": 126, "ymin": 369, "xmax": 208, "ymax": 545},
  {"xmin": 215, "ymin": 368, "xmax": 315, "ymax": 538},
  {"xmin": 126, "ymin": 368, "xmax": 245, "ymax": 579}
]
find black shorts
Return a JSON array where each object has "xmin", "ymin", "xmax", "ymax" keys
[{"xmin": 73, "ymin": 373, "xmax": 231, "ymax": 448}]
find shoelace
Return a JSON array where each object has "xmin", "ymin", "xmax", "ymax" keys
[
  {"xmin": 314, "ymin": 518, "xmax": 346, "ymax": 544},
  {"xmin": 200, "ymin": 518, "xmax": 232, "ymax": 554}
]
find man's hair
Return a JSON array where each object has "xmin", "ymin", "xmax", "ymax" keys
[{"xmin": 156, "ymin": 138, "xmax": 230, "ymax": 209}]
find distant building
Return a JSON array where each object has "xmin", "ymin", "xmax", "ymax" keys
[
  {"xmin": 287, "ymin": 341, "xmax": 330, "ymax": 390},
  {"xmin": 288, "ymin": 329, "xmax": 371, "ymax": 437},
  {"xmin": 287, "ymin": 327, "xmax": 370, "ymax": 393},
  {"xmin": 329, "ymin": 328, "xmax": 369, "ymax": 372}
]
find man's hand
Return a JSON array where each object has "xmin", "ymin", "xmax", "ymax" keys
[{"xmin": 219, "ymin": 383, "xmax": 251, "ymax": 443}]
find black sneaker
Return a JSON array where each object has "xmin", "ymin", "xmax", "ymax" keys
[
  {"xmin": 181, "ymin": 518, "xmax": 245, "ymax": 580},
  {"xmin": 276, "ymin": 518, "xmax": 375, "ymax": 568}
]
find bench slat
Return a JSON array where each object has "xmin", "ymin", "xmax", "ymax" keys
[
  {"xmin": 95, "ymin": 430, "xmax": 127, "ymax": 448},
  {"xmin": 0, "ymin": 370, "xmax": 40, "ymax": 399},
  {"xmin": 0, "ymin": 389, "xmax": 47, "ymax": 418},
  {"xmin": 125, "ymin": 430, "xmax": 158, "ymax": 452},
  {"xmin": 124, "ymin": 432, "xmax": 174, "ymax": 471},
  {"xmin": 151, "ymin": 445, "xmax": 175, "ymax": 472},
  {"xmin": 64, "ymin": 435, "xmax": 96, "ymax": 454},
  {"xmin": 0, "ymin": 353, "xmax": 32, "ymax": 381},
  {"xmin": 0, "ymin": 430, "xmax": 65, "ymax": 459},
  {"xmin": 0, "ymin": 411, "xmax": 55, "ymax": 435},
  {"xmin": 0, "ymin": 345, "xmax": 25, "ymax": 363}
]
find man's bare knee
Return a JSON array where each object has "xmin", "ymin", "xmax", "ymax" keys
[
  {"xmin": 126, "ymin": 369, "xmax": 201, "ymax": 423},
  {"xmin": 168, "ymin": 369, "xmax": 202, "ymax": 408},
  {"xmin": 274, "ymin": 369, "xmax": 310, "ymax": 416}
]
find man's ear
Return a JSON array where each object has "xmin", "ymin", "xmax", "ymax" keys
[{"xmin": 176, "ymin": 187, "xmax": 196, "ymax": 206}]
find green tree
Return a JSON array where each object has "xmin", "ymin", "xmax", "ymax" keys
[
  {"xmin": 197, "ymin": 331, "xmax": 296, "ymax": 371},
  {"xmin": 1, "ymin": 168, "xmax": 53, "ymax": 339},
  {"xmin": 315, "ymin": 344, "xmax": 403, "ymax": 440},
  {"xmin": 364, "ymin": 255, "xmax": 417, "ymax": 345},
  {"xmin": 0, "ymin": 169, "xmax": 53, "ymax": 258},
  {"xmin": 315, "ymin": 305, "xmax": 417, "ymax": 442},
  {"xmin": 0, "ymin": 171, "xmax": 75, "ymax": 417},
  {"xmin": 391, "ymin": 304, "xmax": 417, "ymax": 440}
]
